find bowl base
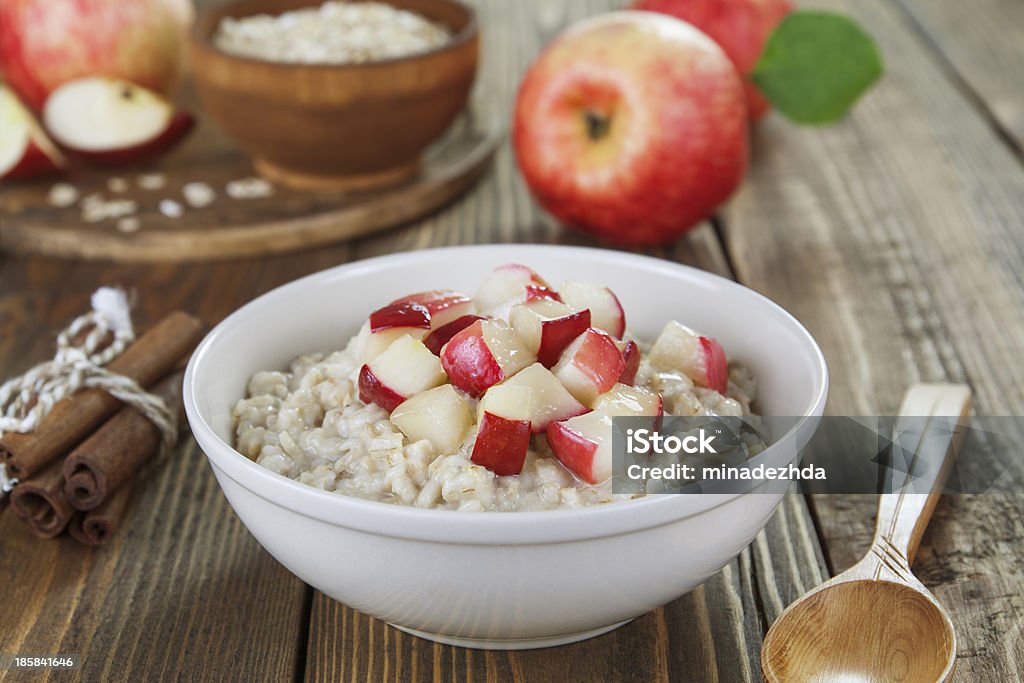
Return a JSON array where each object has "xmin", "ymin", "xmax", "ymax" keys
[
  {"xmin": 253, "ymin": 157, "xmax": 420, "ymax": 192},
  {"xmin": 387, "ymin": 619, "xmax": 635, "ymax": 650}
]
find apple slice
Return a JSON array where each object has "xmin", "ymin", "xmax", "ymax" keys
[
  {"xmin": 358, "ymin": 335, "xmax": 447, "ymax": 412},
  {"xmin": 546, "ymin": 411, "xmax": 614, "ymax": 485},
  {"xmin": 43, "ymin": 77, "xmax": 194, "ymax": 166},
  {"xmin": 509, "ymin": 299, "xmax": 591, "ymax": 367},
  {"xmin": 617, "ymin": 339, "xmax": 641, "ymax": 385},
  {"xmin": 471, "ymin": 381, "xmax": 532, "ymax": 476},
  {"xmin": 355, "ymin": 301, "xmax": 432, "ymax": 363},
  {"xmin": 649, "ymin": 321, "xmax": 728, "ymax": 394},
  {"xmin": 474, "ymin": 264, "xmax": 559, "ymax": 316},
  {"xmin": 390, "ymin": 384, "xmax": 473, "ymax": 454},
  {"xmin": 559, "ymin": 282, "xmax": 626, "ymax": 338},
  {"xmin": 552, "ymin": 328, "xmax": 626, "ymax": 406},
  {"xmin": 441, "ymin": 319, "xmax": 536, "ymax": 398},
  {"xmin": 423, "ymin": 314, "xmax": 486, "ymax": 356},
  {"xmin": 593, "ymin": 383, "xmax": 664, "ymax": 430},
  {"xmin": 480, "ymin": 363, "xmax": 588, "ymax": 433},
  {"xmin": 390, "ymin": 290, "xmax": 475, "ymax": 329},
  {"xmin": 0, "ymin": 85, "xmax": 65, "ymax": 181}
]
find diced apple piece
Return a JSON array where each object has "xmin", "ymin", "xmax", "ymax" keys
[
  {"xmin": 547, "ymin": 411, "xmax": 614, "ymax": 485},
  {"xmin": 358, "ymin": 335, "xmax": 447, "ymax": 412},
  {"xmin": 649, "ymin": 321, "xmax": 728, "ymax": 394},
  {"xmin": 559, "ymin": 281, "xmax": 626, "ymax": 338},
  {"xmin": 390, "ymin": 290, "xmax": 475, "ymax": 329},
  {"xmin": 441, "ymin": 319, "xmax": 536, "ymax": 398},
  {"xmin": 390, "ymin": 384, "xmax": 473, "ymax": 454},
  {"xmin": 509, "ymin": 299, "xmax": 590, "ymax": 367},
  {"xmin": 593, "ymin": 383, "xmax": 663, "ymax": 430},
  {"xmin": 356, "ymin": 301, "xmax": 432, "ymax": 363},
  {"xmin": 480, "ymin": 363, "xmax": 589, "ymax": 433},
  {"xmin": 471, "ymin": 381, "xmax": 532, "ymax": 476},
  {"xmin": 617, "ymin": 339, "xmax": 641, "ymax": 385},
  {"xmin": 474, "ymin": 264, "xmax": 558, "ymax": 316},
  {"xmin": 552, "ymin": 328, "xmax": 626, "ymax": 406},
  {"xmin": 423, "ymin": 314, "xmax": 486, "ymax": 356}
]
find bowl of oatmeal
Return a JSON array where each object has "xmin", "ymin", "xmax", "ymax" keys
[
  {"xmin": 184, "ymin": 245, "xmax": 828, "ymax": 649},
  {"xmin": 190, "ymin": 0, "xmax": 478, "ymax": 190}
]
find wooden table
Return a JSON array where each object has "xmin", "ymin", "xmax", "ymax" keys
[{"xmin": 2, "ymin": 0, "xmax": 1022, "ymax": 680}]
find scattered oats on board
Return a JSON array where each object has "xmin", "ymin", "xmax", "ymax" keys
[
  {"xmin": 213, "ymin": 1, "xmax": 451, "ymax": 65},
  {"xmin": 81, "ymin": 194, "xmax": 138, "ymax": 223},
  {"xmin": 183, "ymin": 182, "xmax": 216, "ymax": 208},
  {"xmin": 159, "ymin": 199, "xmax": 185, "ymax": 218},
  {"xmin": 107, "ymin": 176, "xmax": 129, "ymax": 193},
  {"xmin": 227, "ymin": 177, "xmax": 274, "ymax": 199},
  {"xmin": 47, "ymin": 183, "xmax": 79, "ymax": 208},
  {"xmin": 117, "ymin": 217, "xmax": 141, "ymax": 233},
  {"xmin": 137, "ymin": 173, "xmax": 167, "ymax": 190}
]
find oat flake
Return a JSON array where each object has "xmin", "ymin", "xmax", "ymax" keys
[
  {"xmin": 47, "ymin": 183, "xmax": 79, "ymax": 208},
  {"xmin": 159, "ymin": 199, "xmax": 184, "ymax": 218}
]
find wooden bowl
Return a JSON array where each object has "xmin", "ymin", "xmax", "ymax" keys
[{"xmin": 191, "ymin": 0, "xmax": 478, "ymax": 191}]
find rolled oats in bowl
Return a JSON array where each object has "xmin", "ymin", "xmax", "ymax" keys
[
  {"xmin": 214, "ymin": 1, "xmax": 453, "ymax": 64},
  {"xmin": 234, "ymin": 265, "xmax": 761, "ymax": 512}
]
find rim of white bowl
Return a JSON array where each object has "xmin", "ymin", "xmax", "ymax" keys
[{"xmin": 184, "ymin": 245, "xmax": 829, "ymax": 545}]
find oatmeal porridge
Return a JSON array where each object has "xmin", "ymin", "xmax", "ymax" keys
[{"xmin": 234, "ymin": 264, "xmax": 759, "ymax": 511}]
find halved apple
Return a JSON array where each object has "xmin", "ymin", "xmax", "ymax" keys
[
  {"xmin": 649, "ymin": 321, "xmax": 728, "ymax": 394},
  {"xmin": 560, "ymin": 281, "xmax": 626, "ymax": 338},
  {"xmin": 423, "ymin": 314, "xmax": 486, "ymax": 356},
  {"xmin": 43, "ymin": 77, "xmax": 194, "ymax": 166},
  {"xmin": 0, "ymin": 85, "xmax": 65, "ymax": 181},
  {"xmin": 471, "ymin": 381, "xmax": 532, "ymax": 476},
  {"xmin": 440, "ymin": 319, "xmax": 536, "ymax": 398},
  {"xmin": 355, "ymin": 301, "xmax": 432, "ymax": 363},
  {"xmin": 390, "ymin": 290, "xmax": 475, "ymax": 329},
  {"xmin": 474, "ymin": 264, "xmax": 559, "ymax": 316},
  {"xmin": 480, "ymin": 363, "xmax": 588, "ymax": 433},
  {"xmin": 617, "ymin": 339, "xmax": 641, "ymax": 385},
  {"xmin": 390, "ymin": 384, "xmax": 473, "ymax": 454},
  {"xmin": 358, "ymin": 335, "xmax": 447, "ymax": 412},
  {"xmin": 552, "ymin": 328, "xmax": 626, "ymax": 406},
  {"xmin": 509, "ymin": 299, "xmax": 590, "ymax": 367}
]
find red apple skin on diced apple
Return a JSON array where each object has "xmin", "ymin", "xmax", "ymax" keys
[
  {"xmin": 472, "ymin": 411, "xmax": 532, "ymax": 476},
  {"xmin": 618, "ymin": 340, "xmax": 640, "ymax": 385},
  {"xmin": 370, "ymin": 301, "xmax": 431, "ymax": 332},
  {"xmin": 701, "ymin": 335, "xmax": 729, "ymax": 394},
  {"xmin": 441, "ymin": 320, "xmax": 504, "ymax": 398},
  {"xmin": 424, "ymin": 314, "xmax": 486, "ymax": 356},
  {"xmin": 524, "ymin": 284, "xmax": 561, "ymax": 303},
  {"xmin": 475, "ymin": 263, "xmax": 556, "ymax": 315},
  {"xmin": 535, "ymin": 308, "xmax": 589, "ymax": 367},
  {"xmin": 554, "ymin": 328, "xmax": 626, "ymax": 405},
  {"xmin": 358, "ymin": 364, "xmax": 406, "ymax": 413},
  {"xmin": 546, "ymin": 417, "xmax": 607, "ymax": 485},
  {"xmin": 391, "ymin": 290, "xmax": 474, "ymax": 328}
]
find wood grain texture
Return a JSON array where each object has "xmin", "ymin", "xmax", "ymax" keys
[
  {"xmin": 722, "ymin": 0, "xmax": 1024, "ymax": 679},
  {"xmin": 893, "ymin": 0, "xmax": 1024, "ymax": 150}
]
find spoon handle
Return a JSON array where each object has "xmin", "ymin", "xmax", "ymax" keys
[{"xmin": 870, "ymin": 384, "xmax": 971, "ymax": 572}]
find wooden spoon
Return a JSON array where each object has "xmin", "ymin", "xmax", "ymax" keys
[{"xmin": 761, "ymin": 383, "xmax": 972, "ymax": 683}]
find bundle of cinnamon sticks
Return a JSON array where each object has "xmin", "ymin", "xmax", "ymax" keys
[{"xmin": 2, "ymin": 311, "xmax": 203, "ymax": 545}]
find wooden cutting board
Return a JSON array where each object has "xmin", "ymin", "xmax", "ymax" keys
[{"xmin": 0, "ymin": 97, "xmax": 500, "ymax": 262}]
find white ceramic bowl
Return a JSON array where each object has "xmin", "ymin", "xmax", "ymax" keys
[{"xmin": 184, "ymin": 245, "xmax": 828, "ymax": 649}]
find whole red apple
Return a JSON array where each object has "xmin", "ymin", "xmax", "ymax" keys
[
  {"xmin": 0, "ymin": 0, "xmax": 187, "ymax": 111},
  {"xmin": 513, "ymin": 11, "xmax": 748, "ymax": 246},
  {"xmin": 632, "ymin": 0, "xmax": 792, "ymax": 120}
]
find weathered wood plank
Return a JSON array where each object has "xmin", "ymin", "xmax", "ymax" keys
[
  {"xmin": 892, "ymin": 0, "xmax": 1024, "ymax": 151},
  {"xmin": 722, "ymin": 0, "xmax": 1024, "ymax": 679}
]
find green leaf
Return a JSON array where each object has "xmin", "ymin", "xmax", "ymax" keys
[{"xmin": 751, "ymin": 11, "xmax": 884, "ymax": 125}]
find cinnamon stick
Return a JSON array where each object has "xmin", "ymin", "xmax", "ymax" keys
[
  {"xmin": 63, "ymin": 371, "xmax": 185, "ymax": 511},
  {"xmin": 9, "ymin": 458, "xmax": 74, "ymax": 538},
  {"xmin": 0, "ymin": 311, "xmax": 201, "ymax": 480},
  {"xmin": 68, "ymin": 483, "xmax": 134, "ymax": 547}
]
